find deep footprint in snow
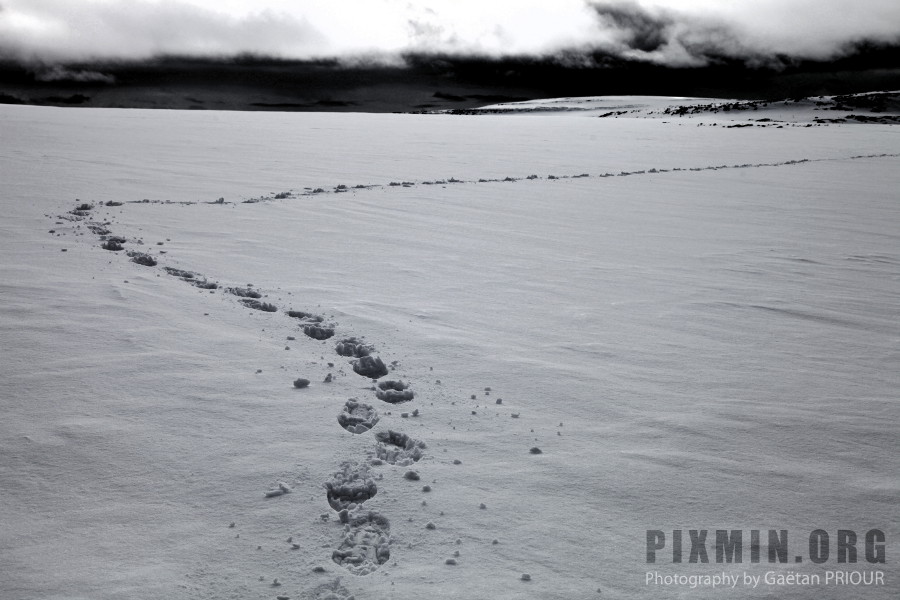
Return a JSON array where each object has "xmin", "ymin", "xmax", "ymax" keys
[
  {"xmin": 338, "ymin": 399, "xmax": 380, "ymax": 434},
  {"xmin": 163, "ymin": 266, "xmax": 196, "ymax": 280},
  {"xmin": 162, "ymin": 265, "xmax": 216, "ymax": 288},
  {"xmin": 286, "ymin": 310, "xmax": 334, "ymax": 339},
  {"xmin": 375, "ymin": 380, "xmax": 414, "ymax": 404},
  {"xmin": 303, "ymin": 323, "xmax": 335, "ymax": 340},
  {"xmin": 373, "ymin": 430, "xmax": 426, "ymax": 466},
  {"xmin": 190, "ymin": 279, "xmax": 218, "ymax": 289},
  {"xmin": 332, "ymin": 510, "xmax": 391, "ymax": 575},
  {"xmin": 69, "ymin": 202, "xmax": 93, "ymax": 216},
  {"xmin": 87, "ymin": 223, "xmax": 111, "ymax": 236},
  {"xmin": 335, "ymin": 337, "xmax": 373, "ymax": 358},
  {"xmin": 240, "ymin": 298, "xmax": 277, "ymax": 312},
  {"xmin": 127, "ymin": 251, "xmax": 157, "ymax": 267},
  {"xmin": 352, "ymin": 355, "xmax": 388, "ymax": 379},
  {"xmin": 325, "ymin": 462, "xmax": 378, "ymax": 511},
  {"xmin": 101, "ymin": 239, "xmax": 124, "ymax": 251},
  {"xmin": 226, "ymin": 286, "xmax": 261, "ymax": 299},
  {"xmin": 307, "ymin": 579, "xmax": 355, "ymax": 600},
  {"xmin": 287, "ymin": 309, "xmax": 324, "ymax": 323}
]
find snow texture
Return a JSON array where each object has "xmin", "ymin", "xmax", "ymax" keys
[{"xmin": 1, "ymin": 94, "xmax": 898, "ymax": 599}]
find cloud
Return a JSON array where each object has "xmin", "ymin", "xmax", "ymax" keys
[
  {"xmin": 33, "ymin": 65, "xmax": 116, "ymax": 83},
  {"xmin": 583, "ymin": 1, "xmax": 757, "ymax": 67},
  {"xmin": 592, "ymin": 1, "xmax": 673, "ymax": 52},
  {"xmin": 0, "ymin": 0, "xmax": 329, "ymax": 63},
  {"xmin": 584, "ymin": 0, "xmax": 900, "ymax": 67},
  {"xmin": 0, "ymin": 0, "xmax": 898, "ymax": 69}
]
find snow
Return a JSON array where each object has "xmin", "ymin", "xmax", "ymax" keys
[{"xmin": 1, "ymin": 98, "xmax": 898, "ymax": 599}]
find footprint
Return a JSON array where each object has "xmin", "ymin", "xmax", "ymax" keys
[
  {"xmin": 163, "ymin": 267, "xmax": 196, "ymax": 280},
  {"xmin": 373, "ymin": 430, "xmax": 426, "ymax": 466},
  {"xmin": 325, "ymin": 462, "xmax": 377, "ymax": 510},
  {"xmin": 332, "ymin": 510, "xmax": 391, "ymax": 575},
  {"xmin": 303, "ymin": 324, "xmax": 336, "ymax": 340},
  {"xmin": 127, "ymin": 251, "xmax": 157, "ymax": 267},
  {"xmin": 352, "ymin": 355, "xmax": 388, "ymax": 379},
  {"xmin": 87, "ymin": 223, "xmax": 111, "ymax": 236},
  {"xmin": 162, "ymin": 265, "xmax": 217, "ymax": 288},
  {"xmin": 338, "ymin": 399, "xmax": 380, "ymax": 434},
  {"xmin": 101, "ymin": 240, "xmax": 124, "ymax": 251},
  {"xmin": 287, "ymin": 310, "xmax": 324, "ymax": 323},
  {"xmin": 335, "ymin": 338, "xmax": 373, "ymax": 358},
  {"xmin": 307, "ymin": 579, "xmax": 355, "ymax": 600},
  {"xmin": 375, "ymin": 380, "xmax": 414, "ymax": 404},
  {"xmin": 286, "ymin": 310, "xmax": 334, "ymax": 339},
  {"xmin": 226, "ymin": 286, "xmax": 261, "ymax": 298},
  {"xmin": 190, "ymin": 279, "xmax": 218, "ymax": 289},
  {"xmin": 240, "ymin": 298, "xmax": 277, "ymax": 312}
]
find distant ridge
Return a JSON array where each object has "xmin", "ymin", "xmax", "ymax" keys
[{"xmin": 2, "ymin": 44, "xmax": 900, "ymax": 112}]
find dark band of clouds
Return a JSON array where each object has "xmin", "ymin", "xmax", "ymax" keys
[{"xmin": 0, "ymin": 0, "xmax": 898, "ymax": 69}]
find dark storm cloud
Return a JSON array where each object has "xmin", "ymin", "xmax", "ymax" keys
[
  {"xmin": 2, "ymin": 0, "xmax": 900, "ymax": 69},
  {"xmin": 586, "ymin": 1, "xmax": 786, "ymax": 67},
  {"xmin": 585, "ymin": 0, "xmax": 900, "ymax": 68},
  {"xmin": 591, "ymin": 1, "xmax": 676, "ymax": 52}
]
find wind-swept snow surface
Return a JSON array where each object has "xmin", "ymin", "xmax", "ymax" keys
[{"xmin": 1, "ymin": 101, "xmax": 898, "ymax": 599}]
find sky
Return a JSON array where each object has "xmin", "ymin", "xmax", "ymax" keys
[{"xmin": 1, "ymin": 0, "xmax": 899, "ymax": 67}]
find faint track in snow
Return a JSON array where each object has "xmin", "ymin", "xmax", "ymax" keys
[
  {"xmin": 114, "ymin": 152, "xmax": 899, "ymax": 207},
  {"xmin": 52, "ymin": 198, "xmax": 413, "ymax": 579},
  {"xmin": 46, "ymin": 187, "xmax": 577, "ymax": 585}
]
